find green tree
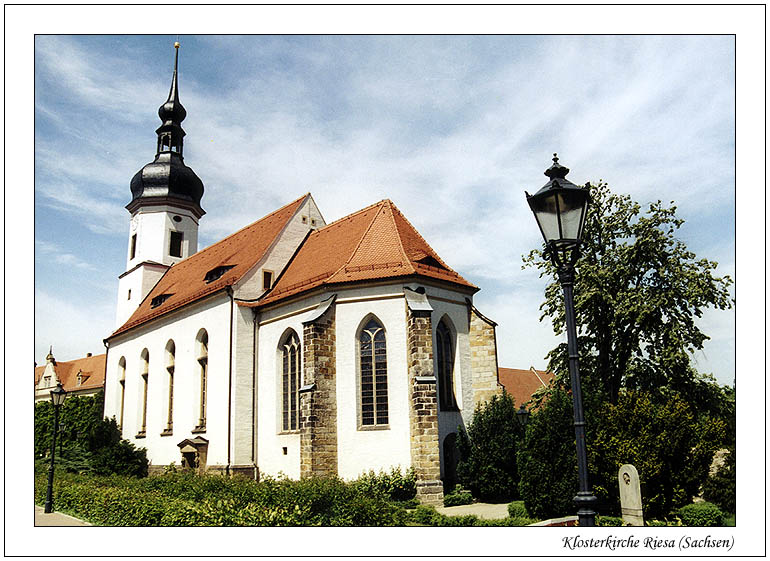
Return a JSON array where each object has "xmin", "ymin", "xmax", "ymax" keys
[
  {"xmin": 590, "ymin": 391, "xmax": 726, "ymax": 519},
  {"xmin": 523, "ymin": 182, "xmax": 733, "ymax": 406},
  {"xmin": 456, "ymin": 391, "xmax": 522, "ymax": 502}
]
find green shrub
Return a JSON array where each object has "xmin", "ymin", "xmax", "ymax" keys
[
  {"xmin": 34, "ymin": 471, "xmax": 406, "ymax": 526},
  {"xmin": 456, "ymin": 391, "xmax": 522, "ymax": 502},
  {"xmin": 597, "ymin": 515, "xmax": 625, "ymax": 526},
  {"xmin": 352, "ymin": 467, "xmax": 416, "ymax": 502},
  {"xmin": 443, "ymin": 485, "xmax": 473, "ymax": 507},
  {"xmin": 507, "ymin": 500, "xmax": 528, "ymax": 518},
  {"xmin": 517, "ymin": 388, "xmax": 577, "ymax": 519},
  {"xmin": 702, "ymin": 447, "xmax": 735, "ymax": 513},
  {"xmin": 406, "ymin": 504, "xmax": 534, "ymax": 526},
  {"xmin": 678, "ymin": 502, "xmax": 724, "ymax": 527}
]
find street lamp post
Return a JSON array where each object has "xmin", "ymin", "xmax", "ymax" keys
[
  {"xmin": 43, "ymin": 382, "xmax": 67, "ymax": 514},
  {"xmin": 516, "ymin": 404, "xmax": 530, "ymax": 430},
  {"xmin": 526, "ymin": 154, "xmax": 598, "ymax": 527}
]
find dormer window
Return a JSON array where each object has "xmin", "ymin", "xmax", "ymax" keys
[
  {"xmin": 77, "ymin": 371, "xmax": 83, "ymax": 387},
  {"xmin": 151, "ymin": 293, "xmax": 173, "ymax": 308},
  {"xmin": 204, "ymin": 265, "xmax": 235, "ymax": 284}
]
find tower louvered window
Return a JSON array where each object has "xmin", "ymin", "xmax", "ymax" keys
[
  {"xmin": 281, "ymin": 331, "xmax": 301, "ymax": 431},
  {"xmin": 360, "ymin": 318, "xmax": 388, "ymax": 426}
]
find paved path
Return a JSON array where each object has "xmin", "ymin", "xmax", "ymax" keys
[
  {"xmin": 34, "ymin": 505, "xmax": 91, "ymax": 526},
  {"xmin": 435, "ymin": 502, "xmax": 510, "ymax": 519}
]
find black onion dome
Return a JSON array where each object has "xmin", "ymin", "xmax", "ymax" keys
[{"xmin": 127, "ymin": 43, "xmax": 204, "ymax": 217}]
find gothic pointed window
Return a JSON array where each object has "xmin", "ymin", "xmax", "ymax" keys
[
  {"xmin": 359, "ymin": 317, "xmax": 388, "ymax": 427},
  {"xmin": 437, "ymin": 320, "xmax": 457, "ymax": 411},
  {"xmin": 194, "ymin": 330, "xmax": 208, "ymax": 432},
  {"xmin": 281, "ymin": 331, "xmax": 301, "ymax": 432},
  {"xmin": 138, "ymin": 349, "xmax": 150, "ymax": 437}
]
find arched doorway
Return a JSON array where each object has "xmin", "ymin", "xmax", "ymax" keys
[{"xmin": 442, "ymin": 432, "xmax": 459, "ymax": 494}]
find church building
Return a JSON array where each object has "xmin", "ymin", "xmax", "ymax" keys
[{"xmin": 103, "ymin": 44, "xmax": 502, "ymax": 503}]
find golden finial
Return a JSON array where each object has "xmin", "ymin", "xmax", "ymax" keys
[{"xmin": 174, "ymin": 41, "xmax": 180, "ymax": 49}]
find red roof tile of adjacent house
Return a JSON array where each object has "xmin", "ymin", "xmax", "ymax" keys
[
  {"xmin": 110, "ymin": 194, "xmax": 309, "ymax": 338},
  {"xmin": 34, "ymin": 353, "xmax": 107, "ymax": 393},
  {"xmin": 498, "ymin": 367, "xmax": 555, "ymax": 407},
  {"xmin": 256, "ymin": 199, "xmax": 476, "ymax": 307}
]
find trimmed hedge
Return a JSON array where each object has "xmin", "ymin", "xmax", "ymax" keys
[
  {"xmin": 34, "ymin": 470, "xmax": 407, "ymax": 526},
  {"xmin": 507, "ymin": 501, "xmax": 529, "ymax": 518},
  {"xmin": 407, "ymin": 505, "xmax": 535, "ymax": 527},
  {"xmin": 678, "ymin": 502, "xmax": 724, "ymax": 527},
  {"xmin": 443, "ymin": 485, "xmax": 473, "ymax": 507}
]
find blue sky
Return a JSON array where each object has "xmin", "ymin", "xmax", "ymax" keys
[{"xmin": 33, "ymin": 33, "xmax": 737, "ymax": 384}]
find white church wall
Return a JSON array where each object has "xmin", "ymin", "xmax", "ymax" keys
[
  {"xmin": 254, "ymin": 299, "xmax": 312, "ymax": 479},
  {"xmin": 128, "ymin": 205, "xmax": 200, "ymax": 268},
  {"xmin": 105, "ymin": 292, "xmax": 232, "ymax": 469},
  {"xmin": 334, "ymin": 286, "xmax": 412, "ymax": 480},
  {"xmin": 231, "ymin": 304, "xmax": 256, "ymax": 468}
]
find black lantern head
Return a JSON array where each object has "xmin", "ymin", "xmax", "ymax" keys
[
  {"xmin": 516, "ymin": 404, "xmax": 530, "ymax": 428},
  {"xmin": 526, "ymin": 154, "xmax": 590, "ymax": 273},
  {"xmin": 50, "ymin": 382, "xmax": 67, "ymax": 407}
]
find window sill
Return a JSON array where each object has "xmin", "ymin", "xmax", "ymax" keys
[
  {"xmin": 191, "ymin": 426, "xmax": 207, "ymax": 434},
  {"xmin": 278, "ymin": 430, "xmax": 301, "ymax": 435},
  {"xmin": 135, "ymin": 431, "xmax": 146, "ymax": 439},
  {"xmin": 357, "ymin": 424, "xmax": 390, "ymax": 432}
]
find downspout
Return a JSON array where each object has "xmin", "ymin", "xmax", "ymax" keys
[
  {"xmin": 251, "ymin": 308, "xmax": 259, "ymax": 479},
  {"xmin": 102, "ymin": 339, "xmax": 110, "ymax": 420},
  {"xmin": 226, "ymin": 286, "xmax": 234, "ymax": 475}
]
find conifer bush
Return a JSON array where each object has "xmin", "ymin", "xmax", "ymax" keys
[
  {"xmin": 678, "ymin": 502, "xmax": 724, "ymax": 527},
  {"xmin": 456, "ymin": 391, "xmax": 522, "ymax": 502}
]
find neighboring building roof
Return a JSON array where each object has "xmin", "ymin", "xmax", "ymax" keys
[
  {"xmin": 256, "ymin": 199, "xmax": 477, "ymax": 307},
  {"xmin": 110, "ymin": 193, "xmax": 309, "ymax": 338},
  {"xmin": 34, "ymin": 353, "xmax": 107, "ymax": 393},
  {"xmin": 498, "ymin": 367, "xmax": 555, "ymax": 407}
]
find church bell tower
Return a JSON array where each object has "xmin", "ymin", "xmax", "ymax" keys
[{"xmin": 116, "ymin": 42, "xmax": 205, "ymax": 327}]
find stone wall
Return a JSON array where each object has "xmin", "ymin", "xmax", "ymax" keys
[
  {"xmin": 406, "ymin": 306, "xmax": 443, "ymax": 504},
  {"xmin": 468, "ymin": 304, "xmax": 502, "ymax": 407},
  {"xmin": 300, "ymin": 307, "xmax": 338, "ymax": 477}
]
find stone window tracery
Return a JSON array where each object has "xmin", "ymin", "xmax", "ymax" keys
[
  {"xmin": 359, "ymin": 317, "xmax": 388, "ymax": 426},
  {"xmin": 194, "ymin": 330, "xmax": 208, "ymax": 432},
  {"xmin": 138, "ymin": 349, "xmax": 149, "ymax": 437},
  {"xmin": 163, "ymin": 340, "xmax": 175, "ymax": 435},
  {"xmin": 437, "ymin": 320, "xmax": 457, "ymax": 411},
  {"xmin": 281, "ymin": 330, "xmax": 301, "ymax": 432}
]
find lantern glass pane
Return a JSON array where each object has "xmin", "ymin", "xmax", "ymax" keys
[
  {"xmin": 557, "ymin": 190, "xmax": 587, "ymax": 241},
  {"xmin": 531, "ymin": 193, "xmax": 561, "ymax": 243}
]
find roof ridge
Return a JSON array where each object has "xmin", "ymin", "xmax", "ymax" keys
[
  {"xmin": 315, "ymin": 198, "xmax": 387, "ymax": 231},
  {"xmin": 182, "ymin": 193, "xmax": 310, "ymax": 263},
  {"xmin": 328, "ymin": 200, "xmax": 388, "ymax": 279},
  {"xmin": 382, "ymin": 200, "xmax": 417, "ymax": 275},
  {"xmin": 389, "ymin": 201, "xmax": 453, "ymax": 270}
]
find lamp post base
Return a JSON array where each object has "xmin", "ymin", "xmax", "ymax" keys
[{"xmin": 574, "ymin": 491, "xmax": 598, "ymax": 527}]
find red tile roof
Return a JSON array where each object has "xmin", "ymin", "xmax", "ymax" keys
[
  {"xmin": 498, "ymin": 367, "xmax": 555, "ymax": 407},
  {"xmin": 255, "ymin": 199, "xmax": 476, "ymax": 307},
  {"xmin": 35, "ymin": 353, "xmax": 107, "ymax": 393},
  {"xmin": 110, "ymin": 194, "xmax": 309, "ymax": 338}
]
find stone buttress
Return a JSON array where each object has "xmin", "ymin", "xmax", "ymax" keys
[
  {"xmin": 300, "ymin": 297, "xmax": 338, "ymax": 477},
  {"xmin": 405, "ymin": 290, "xmax": 443, "ymax": 504}
]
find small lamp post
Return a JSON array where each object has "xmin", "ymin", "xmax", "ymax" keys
[
  {"xmin": 516, "ymin": 404, "xmax": 530, "ymax": 429},
  {"xmin": 526, "ymin": 154, "xmax": 598, "ymax": 527},
  {"xmin": 43, "ymin": 382, "xmax": 67, "ymax": 514}
]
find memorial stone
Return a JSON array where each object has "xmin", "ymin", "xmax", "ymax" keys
[{"xmin": 618, "ymin": 464, "xmax": 644, "ymax": 526}]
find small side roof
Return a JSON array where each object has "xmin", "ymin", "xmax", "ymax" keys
[
  {"xmin": 34, "ymin": 353, "xmax": 107, "ymax": 393},
  {"xmin": 498, "ymin": 367, "xmax": 555, "ymax": 407},
  {"xmin": 110, "ymin": 194, "xmax": 310, "ymax": 338},
  {"xmin": 256, "ymin": 199, "xmax": 476, "ymax": 307}
]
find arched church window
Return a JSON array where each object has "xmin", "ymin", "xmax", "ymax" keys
[
  {"xmin": 281, "ymin": 330, "xmax": 301, "ymax": 432},
  {"xmin": 194, "ymin": 330, "xmax": 208, "ymax": 432},
  {"xmin": 359, "ymin": 317, "xmax": 388, "ymax": 426},
  {"xmin": 118, "ymin": 357, "xmax": 126, "ymax": 431},
  {"xmin": 138, "ymin": 349, "xmax": 149, "ymax": 437},
  {"xmin": 163, "ymin": 340, "xmax": 175, "ymax": 435},
  {"xmin": 437, "ymin": 320, "xmax": 457, "ymax": 411}
]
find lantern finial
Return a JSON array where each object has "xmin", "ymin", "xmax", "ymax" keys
[{"xmin": 545, "ymin": 153, "xmax": 570, "ymax": 180}]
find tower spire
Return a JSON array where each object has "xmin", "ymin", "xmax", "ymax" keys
[{"xmin": 127, "ymin": 42, "xmax": 204, "ymax": 217}]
